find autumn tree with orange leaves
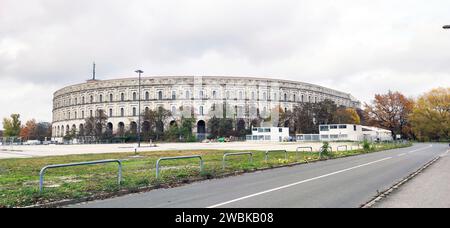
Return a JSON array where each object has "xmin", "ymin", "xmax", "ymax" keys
[
  {"xmin": 364, "ymin": 91, "xmax": 414, "ymax": 139},
  {"xmin": 19, "ymin": 119, "xmax": 37, "ymax": 141}
]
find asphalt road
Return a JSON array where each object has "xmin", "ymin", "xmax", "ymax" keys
[{"xmin": 70, "ymin": 143, "xmax": 448, "ymax": 208}]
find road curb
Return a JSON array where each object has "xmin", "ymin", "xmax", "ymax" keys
[{"xmin": 361, "ymin": 156, "xmax": 441, "ymax": 208}]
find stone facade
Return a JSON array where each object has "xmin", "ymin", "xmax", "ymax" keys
[{"xmin": 51, "ymin": 76, "xmax": 360, "ymax": 139}]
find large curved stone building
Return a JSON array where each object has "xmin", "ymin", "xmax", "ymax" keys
[{"xmin": 51, "ymin": 76, "xmax": 360, "ymax": 140}]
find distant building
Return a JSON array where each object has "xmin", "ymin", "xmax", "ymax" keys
[
  {"xmin": 246, "ymin": 127, "xmax": 290, "ymax": 142},
  {"xmin": 296, "ymin": 124, "xmax": 393, "ymax": 142},
  {"xmin": 361, "ymin": 126, "xmax": 393, "ymax": 142},
  {"xmin": 52, "ymin": 76, "xmax": 360, "ymax": 141}
]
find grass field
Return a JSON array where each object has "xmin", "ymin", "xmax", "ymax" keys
[{"xmin": 0, "ymin": 142, "xmax": 412, "ymax": 207}]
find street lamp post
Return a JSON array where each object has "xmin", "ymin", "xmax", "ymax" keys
[{"xmin": 135, "ymin": 70, "xmax": 144, "ymax": 148}]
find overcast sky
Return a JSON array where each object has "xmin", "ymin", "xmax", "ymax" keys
[{"xmin": 1, "ymin": 0, "xmax": 450, "ymax": 127}]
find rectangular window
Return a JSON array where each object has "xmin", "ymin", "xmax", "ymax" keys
[
  {"xmin": 320, "ymin": 126, "xmax": 329, "ymax": 131},
  {"xmin": 172, "ymin": 91, "xmax": 176, "ymax": 100},
  {"xmin": 339, "ymin": 125, "xmax": 347, "ymax": 129},
  {"xmin": 330, "ymin": 125, "xmax": 338, "ymax": 129}
]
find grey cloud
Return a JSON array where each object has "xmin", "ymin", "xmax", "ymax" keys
[{"xmin": 1, "ymin": 0, "xmax": 450, "ymax": 125}]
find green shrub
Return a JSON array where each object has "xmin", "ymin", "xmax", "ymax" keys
[
  {"xmin": 321, "ymin": 142, "xmax": 331, "ymax": 158},
  {"xmin": 362, "ymin": 140, "xmax": 372, "ymax": 152},
  {"xmin": 187, "ymin": 135, "xmax": 197, "ymax": 142}
]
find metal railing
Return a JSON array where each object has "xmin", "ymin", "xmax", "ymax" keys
[
  {"xmin": 39, "ymin": 159, "xmax": 123, "ymax": 193},
  {"xmin": 156, "ymin": 155, "xmax": 203, "ymax": 179},
  {"xmin": 222, "ymin": 152, "xmax": 253, "ymax": 170},
  {"xmin": 337, "ymin": 145, "xmax": 348, "ymax": 151},
  {"xmin": 265, "ymin": 150, "xmax": 288, "ymax": 161}
]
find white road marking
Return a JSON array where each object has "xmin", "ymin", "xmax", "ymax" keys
[
  {"xmin": 207, "ymin": 157, "xmax": 393, "ymax": 208},
  {"xmin": 398, "ymin": 153, "xmax": 407, "ymax": 157},
  {"xmin": 408, "ymin": 145, "xmax": 433, "ymax": 154}
]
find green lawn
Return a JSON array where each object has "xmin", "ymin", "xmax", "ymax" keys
[{"xmin": 0, "ymin": 142, "xmax": 411, "ymax": 208}]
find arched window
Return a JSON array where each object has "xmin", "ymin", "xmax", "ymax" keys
[
  {"xmin": 239, "ymin": 91, "xmax": 243, "ymax": 100},
  {"xmin": 90, "ymin": 96, "xmax": 94, "ymax": 103},
  {"xmin": 212, "ymin": 91, "xmax": 217, "ymax": 99},
  {"xmin": 133, "ymin": 107, "xmax": 137, "ymax": 116},
  {"xmin": 121, "ymin": 93, "xmax": 125, "ymax": 101},
  {"xmin": 145, "ymin": 107, "xmax": 150, "ymax": 113},
  {"xmin": 172, "ymin": 91, "xmax": 176, "ymax": 100},
  {"xmin": 284, "ymin": 93, "xmax": 287, "ymax": 102},
  {"xmin": 109, "ymin": 109, "xmax": 113, "ymax": 117},
  {"xmin": 158, "ymin": 91, "xmax": 163, "ymax": 100},
  {"xmin": 120, "ymin": 108, "xmax": 124, "ymax": 117},
  {"xmin": 99, "ymin": 94, "xmax": 103, "ymax": 103},
  {"xmin": 82, "ymin": 97, "xmax": 85, "ymax": 104},
  {"xmin": 133, "ymin": 92, "xmax": 137, "ymax": 101},
  {"xmin": 110, "ymin": 94, "xmax": 113, "ymax": 102},
  {"xmin": 145, "ymin": 92, "xmax": 149, "ymax": 100}
]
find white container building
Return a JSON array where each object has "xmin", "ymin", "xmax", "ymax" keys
[{"xmin": 246, "ymin": 127, "xmax": 290, "ymax": 142}]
